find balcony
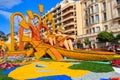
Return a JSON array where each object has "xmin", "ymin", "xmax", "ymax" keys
[
  {"xmin": 56, "ymin": 20, "xmax": 61, "ymax": 25},
  {"xmin": 56, "ymin": 10, "xmax": 61, "ymax": 14},
  {"xmin": 64, "ymin": 28, "xmax": 76, "ymax": 33},
  {"xmin": 114, "ymin": 1, "xmax": 120, "ymax": 8},
  {"xmin": 62, "ymin": 3, "xmax": 75, "ymax": 11},
  {"xmin": 110, "ymin": 25, "xmax": 120, "ymax": 32},
  {"xmin": 62, "ymin": 9, "xmax": 75, "ymax": 16},
  {"xmin": 62, "ymin": 16, "xmax": 76, "ymax": 23},
  {"xmin": 64, "ymin": 22, "xmax": 76, "ymax": 28},
  {"xmin": 100, "ymin": 0, "xmax": 105, "ymax": 2},
  {"xmin": 83, "ymin": 32, "xmax": 98, "ymax": 38},
  {"xmin": 101, "ymin": 19, "xmax": 107, "ymax": 23},
  {"xmin": 56, "ymin": 15, "xmax": 61, "ymax": 18},
  {"xmin": 113, "ymin": 12, "xmax": 120, "ymax": 20},
  {"xmin": 63, "ymin": 13, "xmax": 73, "ymax": 19},
  {"xmin": 101, "ymin": 8, "xmax": 106, "ymax": 12}
]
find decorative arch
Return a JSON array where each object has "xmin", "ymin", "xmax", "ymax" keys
[{"xmin": 10, "ymin": 12, "xmax": 26, "ymax": 51}]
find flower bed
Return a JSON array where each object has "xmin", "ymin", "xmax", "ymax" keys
[
  {"xmin": 69, "ymin": 61, "xmax": 114, "ymax": 72},
  {"xmin": 111, "ymin": 59, "xmax": 120, "ymax": 73},
  {"xmin": 8, "ymin": 61, "xmax": 90, "ymax": 79},
  {"xmin": 111, "ymin": 59, "xmax": 120, "ymax": 68},
  {"xmin": 0, "ymin": 62, "xmax": 18, "ymax": 69}
]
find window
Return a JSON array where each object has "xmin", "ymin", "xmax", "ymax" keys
[
  {"xmin": 117, "ymin": 8, "xmax": 120, "ymax": 16},
  {"xmin": 118, "ymin": 20, "xmax": 120, "ymax": 24},
  {"xmin": 96, "ymin": 26, "xmax": 100, "ymax": 32},
  {"xmin": 91, "ymin": 6, "xmax": 94, "ymax": 14},
  {"xmin": 86, "ymin": 30, "xmax": 89, "ymax": 34},
  {"xmin": 76, "ymin": 31, "xmax": 77, "ymax": 35},
  {"xmin": 95, "ymin": 0, "xmax": 98, "ymax": 2},
  {"xmin": 89, "ymin": 18, "xmax": 91, "ymax": 25},
  {"xmin": 84, "ymin": 2, "xmax": 87, "ymax": 8},
  {"xmin": 90, "ymin": 29, "xmax": 91, "ymax": 34},
  {"xmin": 91, "ymin": 0, "xmax": 93, "ymax": 2},
  {"xmin": 85, "ymin": 11, "xmax": 87, "ymax": 16},
  {"xmin": 92, "ymin": 27, "xmax": 95, "ymax": 33},
  {"xmin": 73, "ymin": 12, "xmax": 76, "ymax": 16},
  {"xmin": 91, "ymin": 16, "xmax": 94, "ymax": 24},
  {"xmin": 103, "ymin": 2, "xmax": 106, "ymax": 10},
  {"xmin": 103, "ymin": 13, "xmax": 107, "ymax": 21},
  {"xmin": 88, "ymin": 8, "xmax": 90, "ymax": 15},
  {"xmin": 116, "ymin": 0, "xmax": 120, "ymax": 4},
  {"xmin": 104, "ymin": 25, "xmax": 108, "ymax": 30},
  {"xmin": 95, "ymin": 4, "xmax": 99, "ymax": 13},
  {"xmin": 95, "ymin": 14, "xmax": 99, "ymax": 23},
  {"xmin": 85, "ymin": 19, "xmax": 89, "ymax": 26},
  {"xmin": 64, "ymin": 0, "xmax": 68, "ymax": 4}
]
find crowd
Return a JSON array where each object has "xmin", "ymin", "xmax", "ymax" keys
[{"xmin": 107, "ymin": 44, "xmax": 120, "ymax": 54}]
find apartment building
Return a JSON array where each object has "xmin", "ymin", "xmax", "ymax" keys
[
  {"xmin": 61, "ymin": 0, "xmax": 82, "ymax": 36},
  {"xmin": 77, "ymin": 0, "xmax": 120, "ymax": 48},
  {"xmin": 43, "ymin": 0, "xmax": 82, "ymax": 36}
]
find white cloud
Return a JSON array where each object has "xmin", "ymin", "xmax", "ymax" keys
[
  {"xmin": 0, "ymin": 10, "xmax": 12, "ymax": 20},
  {"xmin": 0, "ymin": 10, "xmax": 25, "ymax": 27},
  {"xmin": 0, "ymin": 0, "xmax": 22, "ymax": 9}
]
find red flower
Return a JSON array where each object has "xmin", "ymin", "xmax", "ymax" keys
[
  {"xmin": 111, "ymin": 60, "xmax": 120, "ymax": 68},
  {"xmin": 0, "ymin": 62, "xmax": 18, "ymax": 69}
]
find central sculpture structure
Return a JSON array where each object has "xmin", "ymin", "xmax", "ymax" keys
[{"xmin": 8, "ymin": 4, "xmax": 120, "ymax": 61}]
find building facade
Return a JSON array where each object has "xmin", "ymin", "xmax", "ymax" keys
[
  {"xmin": 43, "ymin": 0, "xmax": 120, "ymax": 48},
  {"xmin": 43, "ymin": 0, "xmax": 82, "ymax": 36},
  {"xmin": 77, "ymin": 0, "xmax": 120, "ymax": 48}
]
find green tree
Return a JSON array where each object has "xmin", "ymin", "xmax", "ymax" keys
[
  {"xmin": 116, "ymin": 33, "xmax": 120, "ymax": 40},
  {"xmin": 77, "ymin": 39, "xmax": 83, "ymax": 48},
  {"xmin": 77, "ymin": 39, "xmax": 81, "ymax": 45},
  {"xmin": 84, "ymin": 38, "xmax": 91, "ymax": 46},
  {"xmin": 96, "ymin": 31, "xmax": 114, "ymax": 42},
  {"xmin": 116, "ymin": 33, "xmax": 120, "ymax": 43}
]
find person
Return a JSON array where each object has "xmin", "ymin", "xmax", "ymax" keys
[
  {"xmin": 107, "ymin": 44, "xmax": 115, "ymax": 52},
  {"xmin": 43, "ymin": 30, "xmax": 75, "ymax": 50},
  {"xmin": 43, "ymin": 30, "xmax": 56, "ymax": 46},
  {"xmin": 115, "ymin": 44, "xmax": 120, "ymax": 54},
  {"xmin": 55, "ymin": 31, "xmax": 75, "ymax": 50}
]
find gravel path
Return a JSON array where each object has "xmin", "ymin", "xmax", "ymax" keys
[{"xmin": 73, "ymin": 72, "xmax": 120, "ymax": 80}]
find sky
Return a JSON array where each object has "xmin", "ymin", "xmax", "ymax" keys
[{"xmin": 0, "ymin": 0, "xmax": 61, "ymax": 34}]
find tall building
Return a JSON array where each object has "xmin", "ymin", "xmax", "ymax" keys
[
  {"xmin": 77, "ymin": 0, "xmax": 120, "ymax": 48},
  {"xmin": 43, "ymin": 0, "xmax": 82, "ymax": 36},
  {"xmin": 43, "ymin": 0, "xmax": 120, "ymax": 48}
]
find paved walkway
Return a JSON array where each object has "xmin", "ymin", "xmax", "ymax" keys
[{"xmin": 73, "ymin": 71, "xmax": 120, "ymax": 80}]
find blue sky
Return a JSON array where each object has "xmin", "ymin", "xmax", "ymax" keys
[{"xmin": 0, "ymin": 0, "xmax": 61, "ymax": 34}]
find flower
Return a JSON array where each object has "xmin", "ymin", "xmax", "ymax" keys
[
  {"xmin": 0, "ymin": 62, "xmax": 18, "ymax": 69},
  {"xmin": 111, "ymin": 59, "xmax": 120, "ymax": 68}
]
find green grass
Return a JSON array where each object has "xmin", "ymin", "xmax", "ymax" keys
[
  {"xmin": 0, "ymin": 68, "xmax": 4, "ymax": 73},
  {"xmin": 69, "ymin": 61, "xmax": 114, "ymax": 72},
  {"xmin": 40, "ymin": 57, "xmax": 52, "ymax": 60},
  {"xmin": 0, "ymin": 68, "xmax": 14, "ymax": 80}
]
